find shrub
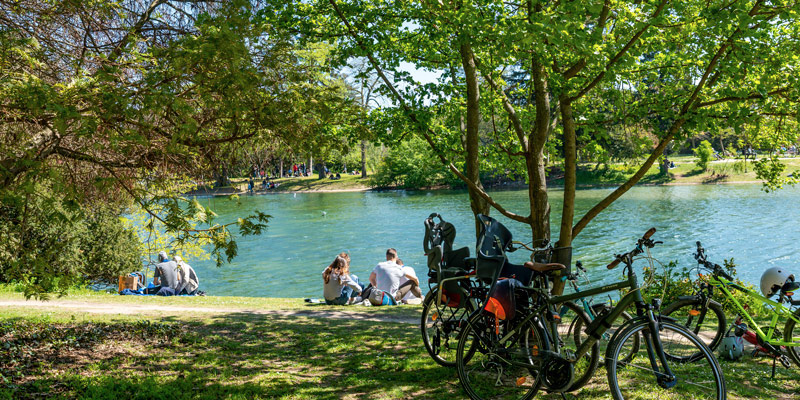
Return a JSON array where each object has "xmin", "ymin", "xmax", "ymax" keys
[
  {"xmin": 641, "ymin": 258, "xmax": 767, "ymax": 318},
  {"xmin": 693, "ymin": 140, "xmax": 714, "ymax": 171},
  {"xmin": 0, "ymin": 185, "xmax": 140, "ymax": 298},
  {"xmin": 369, "ymin": 137, "xmax": 449, "ymax": 189}
]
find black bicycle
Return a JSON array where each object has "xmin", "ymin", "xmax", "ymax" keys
[{"xmin": 455, "ymin": 227, "xmax": 726, "ymax": 400}]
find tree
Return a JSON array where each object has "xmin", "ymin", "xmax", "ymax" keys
[
  {"xmin": 272, "ymin": 0, "xmax": 800, "ymax": 294},
  {"xmin": 1, "ymin": 1, "xmax": 358, "ymax": 296},
  {"xmin": 694, "ymin": 141, "xmax": 715, "ymax": 171}
]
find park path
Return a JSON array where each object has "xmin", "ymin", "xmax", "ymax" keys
[{"xmin": 0, "ymin": 299, "xmax": 418, "ymax": 325}]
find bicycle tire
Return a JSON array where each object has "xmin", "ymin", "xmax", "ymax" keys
[
  {"xmin": 606, "ymin": 320, "xmax": 726, "ymax": 400},
  {"xmin": 556, "ymin": 301, "xmax": 599, "ymax": 391},
  {"xmin": 783, "ymin": 307, "xmax": 800, "ymax": 367},
  {"xmin": 662, "ymin": 297, "xmax": 726, "ymax": 354},
  {"xmin": 421, "ymin": 287, "xmax": 476, "ymax": 367},
  {"xmin": 456, "ymin": 311, "xmax": 543, "ymax": 400}
]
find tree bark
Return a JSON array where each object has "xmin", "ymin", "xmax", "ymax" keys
[
  {"xmin": 318, "ymin": 161, "xmax": 326, "ymax": 179},
  {"xmin": 459, "ymin": 42, "xmax": 490, "ymax": 234},
  {"xmin": 527, "ymin": 59, "xmax": 551, "ymax": 242},
  {"xmin": 279, "ymin": 157, "xmax": 284, "ymax": 178},
  {"xmin": 361, "ymin": 140, "xmax": 367, "ymax": 178},
  {"xmin": 552, "ymin": 99, "xmax": 577, "ymax": 295}
]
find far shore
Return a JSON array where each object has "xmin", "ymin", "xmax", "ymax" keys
[{"xmin": 185, "ymin": 176, "xmax": 770, "ymax": 197}]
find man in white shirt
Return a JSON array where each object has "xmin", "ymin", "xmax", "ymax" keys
[
  {"xmin": 395, "ymin": 258, "xmax": 422, "ymax": 304},
  {"xmin": 370, "ymin": 248, "xmax": 417, "ymax": 301}
]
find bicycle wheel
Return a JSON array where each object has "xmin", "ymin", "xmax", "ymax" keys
[
  {"xmin": 662, "ymin": 297, "xmax": 726, "ymax": 354},
  {"xmin": 607, "ymin": 320, "xmax": 726, "ymax": 400},
  {"xmin": 556, "ymin": 301, "xmax": 599, "ymax": 391},
  {"xmin": 421, "ymin": 287, "xmax": 476, "ymax": 367},
  {"xmin": 590, "ymin": 303, "xmax": 640, "ymax": 365},
  {"xmin": 456, "ymin": 312, "xmax": 543, "ymax": 400},
  {"xmin": 783, "ymin": 307, "xmax": 800, "ymax": 367}
]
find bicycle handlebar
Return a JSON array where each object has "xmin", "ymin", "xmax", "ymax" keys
[
  {"xmin": 694, "ymin": 241, "xmax": 734, "ymax": 281},
  {"xmin": 607, "ymin": 228, "xmax": 658, "ymax": 270}
]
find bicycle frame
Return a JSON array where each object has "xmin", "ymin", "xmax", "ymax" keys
[{"xmin": 708, "ymin": 275, "xmax": 800, "ymax": 347}]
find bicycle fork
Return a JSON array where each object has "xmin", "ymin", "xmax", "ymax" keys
[{"xmin": 641, "ymin": 310, "xmax": 677, "ymax": 389}]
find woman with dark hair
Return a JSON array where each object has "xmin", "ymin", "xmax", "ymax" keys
[{"xmin": 322, "ymin": 253, "xmax": 363, "ymax": 305}]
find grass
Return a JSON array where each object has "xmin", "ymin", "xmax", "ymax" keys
[
  {"xmin": 564, "ymin": 156, "xmax": 800, "ymax": 187},
  {"xmin": 271, "ymin": 174, "xmax": 369, "ymax": 192},
  {"xmin": 2, "ymin": 291, "xmax": 800, "ymax": 399}
]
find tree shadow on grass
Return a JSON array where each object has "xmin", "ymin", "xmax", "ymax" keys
[{"xmin": 5, "ymin": 312, "xmax": 800, "ymax": 400}]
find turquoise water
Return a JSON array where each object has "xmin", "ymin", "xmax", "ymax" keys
[{"xmin": 184, "ymin": 184, "xmax": 800, "ymax": 298}]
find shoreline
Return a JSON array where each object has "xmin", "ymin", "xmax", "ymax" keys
[{"xmin": 185, "ymin": 178, "xmax": 767, "ymax": 197}]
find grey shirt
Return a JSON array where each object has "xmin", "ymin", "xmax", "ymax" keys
[
  {"xmin": 176, "ymin": 263, "xmax": 199, "ymax": 294},
  {"xmin": 154, "ymin": 261, "xmax": 179, "ymax": 290},
  {"xmin": 322, "ymin": 270, "xmax": 362, "ymax": 301},
  {"xmin": 372, "ymin": 261, "xmax": 405, "ymax": 297}
]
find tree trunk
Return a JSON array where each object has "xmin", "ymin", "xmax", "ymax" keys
[
  {"xmin": 527, "ymin": 59, "xmax": 551, "ymax": 243},
  {"xmin": 279, "ymin": 158, "xmax": 284, "ymax": 178},
  {"xmin": 553, "ymin": 99, "xmax": 577, "ymax": 295},
  {"xmin": 459, "ymin": 42, "xmax": 490, "ymax": 235},
  {"xmin": 308, "ymin": 155, "xmax": 313, "ymax": 176},
  {"xmin": 361, "ymin": 140, "xmax": 367, "ymax": 178},
  {"xmin": 318, "ymin": 161, "xmax": 326, "ymax": 179}
]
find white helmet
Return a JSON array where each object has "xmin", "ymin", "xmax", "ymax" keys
[{"xmin": 760, "ymin": 267, "xmax": 796, "ymax": 297}]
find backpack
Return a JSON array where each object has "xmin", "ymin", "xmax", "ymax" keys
[{"xmin": 363, "ymin": 285, "xmax": 397, "ymax": 306}]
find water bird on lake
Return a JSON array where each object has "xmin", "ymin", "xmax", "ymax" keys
[{"xmin": 322, "ymin": 211, "xmax": 327, "ymax": 217}]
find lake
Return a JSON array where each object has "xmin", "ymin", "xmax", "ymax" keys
[{"xmin": 186, "ymin": 184, "xmax": 800, "ymax": 298}]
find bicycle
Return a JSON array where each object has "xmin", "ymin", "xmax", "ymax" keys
[
  {"xmin": 455, "ymin": 227, "xmax": 726, "ymax": 400},
  {"xmin": 662, "ymin": 241, "xmax": 800, "ymax": 370},
  {"xmin": 560, "ymin": 260, "xmax": 639, "ymax": 364},
  {"xmin": 420, "ymin": 214, "xmax": 549, "ymax": 367}
]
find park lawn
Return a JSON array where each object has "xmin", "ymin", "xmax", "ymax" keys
[
  {"xmin": 2, "ymin": 294, "xmax": 800, "ymax": 400},
  {"xmin": 568, "ymin": 156, "xmax": 800, "ymax": 187},
  {"xmin": 271, "ymin": 174, "xmax": 369, "ymax": 192}
]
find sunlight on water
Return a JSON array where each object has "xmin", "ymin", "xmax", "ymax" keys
[{"xmin": 185, "ymin": 184, "xmax": 800, "ymax": 298}]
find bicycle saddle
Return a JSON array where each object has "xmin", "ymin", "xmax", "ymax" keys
[{"xmin": 524, "ymin": 261, "xmax": 566, "ymax": 273}]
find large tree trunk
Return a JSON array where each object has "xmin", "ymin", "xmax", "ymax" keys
[
  {"xmin": 361, "ymin": 140, "xmax": 367, "ymax": 178},
  {"xmin": 527, "ymin": 59, "xmax": 551, "ymax": 242},
  {"xmin": 279, "ymin": 158, "xmax": 284, "ymax": 178},
  {"xmin": 459, "ymin": 42, "xmax": 490, "ymax": 235},
  {"xmin": 553, "ymin": 99, "xmax": 577, "ymax": 295}
]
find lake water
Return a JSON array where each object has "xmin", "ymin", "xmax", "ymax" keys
[{"xmin": 186, "ymin": 184, "xmax": 800, "ymax": 298}]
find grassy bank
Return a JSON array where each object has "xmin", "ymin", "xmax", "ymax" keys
[
  {"xmin": 560, "ymin": 156, "xmax": 800, "ymax": 187},
  {"xmin": 2, "ymin": 291, "xmax": 799, "ymax": 399}
]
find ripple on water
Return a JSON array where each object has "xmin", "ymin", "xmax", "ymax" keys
[{"xmin": 185, "ymin": 185, "xmax": 800, "ymax": 298}]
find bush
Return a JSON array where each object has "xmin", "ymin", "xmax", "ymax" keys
[
  {"xmin": 0, "ymin": 185, "xmax": 140, "ymax": 298},
  {"xmin": 641, "ymin": 258, "xmax": 767, "ymax": 318},
  {"xmin": 369, "ymin": 137, "xmax": 450, "ymax": 189},
  {"xmin": 694, "ymin": 140, "xmax": 714, "ymax": 171}
]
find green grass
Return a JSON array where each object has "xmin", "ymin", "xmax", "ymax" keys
[
  {"xmin": 271, "ymin": 174, "xmax": 369, "ymax": 192},
  {"xmin": 564, "ymin": 156, "xmax": 800, "ymax": 187},
  {"xmin": 2, "ymin": 294, "xmax": 800, "ymax": 400}
]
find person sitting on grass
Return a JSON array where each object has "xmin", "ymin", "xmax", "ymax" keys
[
  {"xmin": 174, "ymin": 255, "xmax": 200, "ymax": 295},
  {"xmin": 149, "ymin": 251, "xmax": 179, "ymax": 295},
  {"xmin": 395, "ymin": 258, "xmax": 422, "ymax": 304},
  {"xmin": 364, "ymin": 248, "xmax": 420, "ymax": 306},
  {"xmin": 322, "ymin": 253, "xmax": 363, "ymax": 305}
]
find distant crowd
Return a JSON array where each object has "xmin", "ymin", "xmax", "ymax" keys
[{"xmin": 321, "ymin": 248, "xmax": 421, "ymax": 306}]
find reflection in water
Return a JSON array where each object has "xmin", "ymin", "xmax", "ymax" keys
[{"xmin": 189, "ymin": 184, "xmax": 800, "ymax": 298}]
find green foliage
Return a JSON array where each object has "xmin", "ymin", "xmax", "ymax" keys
[
  {"xmin": 754, "ymin": 155, "xmax": 798, "ymax": 192},
  {"xmin": 693, "ymin": 140, "xmax": 714, "ymax": 171},
  {"xmin": 369, "ymin": 137, "xmax": 450, "ymax": 189},
  {"xmin": 642, "ymin": 259, "xmax": 767, "ymax": 318},
  {"xmin": 0, "ymin": 185, "xmax": 139, "ymax": 299}
]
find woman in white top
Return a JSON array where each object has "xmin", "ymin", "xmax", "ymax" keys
[{"xmin": 322, "ymin": 253, "xmax": 363, "ymax": 305}]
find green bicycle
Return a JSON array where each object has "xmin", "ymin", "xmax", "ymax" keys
[{"xmin": 663, "ymin": 241, "xmax": 800, "ymax": 368}]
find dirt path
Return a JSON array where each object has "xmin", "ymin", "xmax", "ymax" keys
[{"xmin": 0, "ymin": 300, "xmax": 418, "ymax": 325}]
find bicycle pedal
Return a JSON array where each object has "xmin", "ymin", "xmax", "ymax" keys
[{"xmin": 780, "ymin": 355, "xmax": 791, "ymax": 369}]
